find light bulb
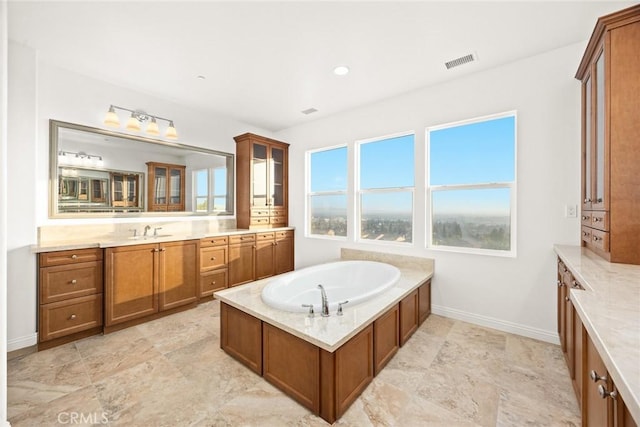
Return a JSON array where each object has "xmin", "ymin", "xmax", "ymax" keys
[
  {"xmin": 104, "ymin": 106, "xmax": 120, "ymax": 128},
  {"xmin": 146, "ymin": 117, "xmax": 160, "ymax": 136},
  {"xmin": 165, "ymin": 121, "xmax": 178, "ymax": 139},
  {"xmin": 126, "ymin": 114, "xmax": 141, "ymax": 132}
]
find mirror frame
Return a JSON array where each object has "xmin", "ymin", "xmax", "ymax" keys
[{"xmin": 49, "ymin": 119, "xmax": 235, "ymax": 218}]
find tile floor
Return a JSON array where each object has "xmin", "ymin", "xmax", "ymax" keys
[{"xmin": 7, "ymin": 300, "xmax": 581, "ymax": 426}]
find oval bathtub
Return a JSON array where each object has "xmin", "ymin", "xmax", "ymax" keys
[{"xmin": 261, "ymin": 260, "xmax": 401, "ymax": 313}]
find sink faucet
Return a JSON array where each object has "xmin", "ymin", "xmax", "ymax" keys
[
  {"xmin": 143, "ymin": 225, "xmax": 151, "ymax": 236},
  {"xmin": 317, "ymin": 284, "xmax": 329, "ymax": 317}
]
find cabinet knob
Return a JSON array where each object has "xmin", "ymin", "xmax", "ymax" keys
[
  {"xmin": 565, "ymin": 296, "xmax": 570, "ymax": 302},
  {"xmin": 71, "ymin": 279, "xmax": 77, "ymax": 285},
  {"xmin": 210, "ymin": 281, "xmax": 216, "ymax": 285},
  {"xmin": 596, "ymin": 198, "xmax": 603, "ymax": 203},
  {"xmin": 590, "ymin": 370, "xmax": 607, "ymax": 383},
  {"xmin": 160, "ymin": 248, "xmax": 166, "ymax": 252},
  {"xmin": 210, "ymin": 257, "xmax": 216, "ymax": 260},
  {"xmin": 571, "ymin": 280, "xmax": 580, "ymax": 288},
  {"xmin": 593, "ymin": 236, "xmax": 601, "ymax": 242},
  {"xmin": 581, "ymin": 216, "xmax": 589, "ymax": 220},
  {"xmin": 557, "ymin": 280, "xmax": 562, "ymax": 288},
  {"xmin": 593, "ymin": 217, "xmax": 601, "ymax": 222},
  {"xmin": 71, "ymin": 254, "xmax": 78, "ymax": 259},
  {"xmin": 69, "ymin": 314, "xmax": 77, "ymax": 320},
  {"xmin": 597, "ymin": 384, "xmax": 617, "ymax": 400}
]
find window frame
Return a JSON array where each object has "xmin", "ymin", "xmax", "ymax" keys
[
  {"xmin": 305, "ymin": 144, "xmax": 349, "ymax": 240},
  {"xmin": 426, "ymin": 111, "xmax": 517, "ymax": 257},
  {"xmin": 192, "ymin": 166, "xmax": 230, "ymax": 214},
  {"xmin": 355, "ymin": 131, "xmax": 416, "ymax": 246}
]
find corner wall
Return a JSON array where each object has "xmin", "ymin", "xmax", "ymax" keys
[{"xmin": 276, "ymin": 42, "xmax": 583, "ymax": 343}]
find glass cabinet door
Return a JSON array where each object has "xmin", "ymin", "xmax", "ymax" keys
[
  {"xmin": 583, "ymin": 75, "xmax": 592, "ymax": 209},
  {"xmin": 153, "ymin": 166, "xmax": 167, "ymax": 205},
  {"xmin": 169, "ymin": 168, "xmax": 182, "ymax": 205},
  {"xmin": 593, "ymin": 51, "xmax": 607, "ymax": 209},
  {"xmin": 270, "ymin": 146, "xmax": 284, "ymax": 208},
  {"xmin": 252, "ymin": 143, "xmax": 268, "ymax": 207}
]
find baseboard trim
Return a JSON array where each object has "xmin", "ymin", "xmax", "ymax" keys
[
  {"xmin": 7, "ymin": 333, "xmax": 37, "ymax": 352},
  {"xmin": 432, "ymin": 304, "xmax": 560, "ymax": 345}
]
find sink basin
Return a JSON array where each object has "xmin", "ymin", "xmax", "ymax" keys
[{"xmin": 151, "ymin": 234, "xmax": 173, "ymax": 239}]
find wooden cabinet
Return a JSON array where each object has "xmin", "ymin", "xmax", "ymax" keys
[
  {"xmin": 228, "ymin": 234, "xmax": 256, "ymax": 287},
  {"xmin": 255, "ymin": 232, "xmax": 276, "ymax": 280},
  {"xmin": 105, "ymin": 240, "xmax": 197, "ymax": 329},
  {"xmin": 399, "ymin": 289, "xmax": 419, "ymax": 346},
  {"xmin": 146, "ymin": 162, "xmax": 186, "ymax": 212},
  {"xmin": 220, "ymin": 303, "xmax": 263, "ymax": 375},
  {"xmin": 576, "ymin": 5, "xmax": 640, "ymax": 264},
  {"xmin": 199, "ymin": 236, "xmax": 228, "ymax": 300},
  {"xmin": 234, "ymin": 133, "xmax": 289, "ymax": 229},
  {"xmin": 373, "ymin": 305, "xmax": 399, "ymax": 375},
  {"xmin": 418, "ymin": 279, "xmax": 431, "ymax": 325},
  {"xmin": 38, "ymin": 248, "xmax": 104, "ymax": 349},
  {"xmin": 274, "ymin": 230, "xmax": 295, "ymax": 275}
]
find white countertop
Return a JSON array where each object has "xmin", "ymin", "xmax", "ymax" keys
[
  {"xmin": 30, "ymin": 227, "xmax": 294, "ymax": 253},
  {"xmin": 214, "ymin": 262, "xmax": 433, "ymax": 353},
  {"xmin": 554, "ymin": 245, "xmax": 640, "ymax": 424}
]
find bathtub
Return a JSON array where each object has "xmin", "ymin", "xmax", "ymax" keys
[{"xmin": 261, "ymin": 260, "xmax": 401, "ymax": 313}]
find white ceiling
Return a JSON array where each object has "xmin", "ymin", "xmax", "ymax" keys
[{"xmin": 8, "ymin": 1, "xmax": 634, "ymax": 132}]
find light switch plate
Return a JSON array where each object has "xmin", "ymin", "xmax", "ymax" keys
[{"xmin": 566, "ymin": 204, "xmax": 577, "ymax": 218}]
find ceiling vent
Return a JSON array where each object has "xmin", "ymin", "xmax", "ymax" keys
[
  {"xmin": 301, "ymin": 108, "xmax": 318, "ymax": 115},
  {"xmin": 445, "ymin": 53, "xmax": 476, "ymax": 70}
]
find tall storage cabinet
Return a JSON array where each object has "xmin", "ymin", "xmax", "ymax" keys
[
  {"xmin": 234, "ymin": 133, "xmax": 289, "ymax": 229},
  {"xmin": 146, "ymin": 162, "xmax": 186, "ymax": 212},
  {"xmin": 576, "ymin": 5, "xmax": 640, "ymax": 264}
]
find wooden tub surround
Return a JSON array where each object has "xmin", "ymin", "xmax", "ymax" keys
[{"xmin": 216, "ymin": 251, "xmax": 433, "ymax": 423}]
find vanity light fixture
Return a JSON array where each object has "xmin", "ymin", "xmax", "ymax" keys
[
  {"xmin": 58, "ymin": 150, "xmax": 104, "ymax": 168},
  {"xmin": 104, "ymin": 105, "xmax": 178, "ymax": 139}
]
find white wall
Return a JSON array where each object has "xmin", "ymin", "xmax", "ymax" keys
[
  {"xmin": 276, "ymin": 43, "xmax": 583, "ymax": 343},
  {"xmin": 1, "ymin": 1, "xmax": 10, "ymax": 424},
  {"xmin": 6, "ymin": 41, "xmax": 273, "ymax": 350}
]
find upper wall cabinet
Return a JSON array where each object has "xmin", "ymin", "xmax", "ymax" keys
[
  {"xmin": 234, "ymin": 133, "xmax": 289, "ymax": 229},
  {"xmin": 50, "ymin": 120, "xmax": 234, "ymax": 218},
  {"xmin": 576, "ymin": 5, "xmax": 640, "ymax": 264}
]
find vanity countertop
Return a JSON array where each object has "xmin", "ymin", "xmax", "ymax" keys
[
  {"xmin": 214, "ymin": 253, "xmax": 433, "ymax": 353},
  {"xmin": 31, "ymin": 227, "xmax": 295, "ymax": 253},
  {"xmin": 554, "ymin": 244, "xmax": 640, "ymax": 424}
]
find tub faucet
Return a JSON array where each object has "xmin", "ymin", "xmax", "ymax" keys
[{"xmin": 317, "ymin": 284, "xmax": 330, "ymax": 317}]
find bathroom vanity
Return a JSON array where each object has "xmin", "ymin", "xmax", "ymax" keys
[{"xmin": 215, "ymin": 250, "xmax": 433, "ymax": 423}]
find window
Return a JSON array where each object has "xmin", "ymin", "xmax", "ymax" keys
[
  {"xmin": 307, "ymin": 146, "xmax": 348, "ymax": 237},
  {"xmin": 427, "ymin": 112, "xmax": 516, "ymax": 255},
  {"xmin": 193, "ymin": 167, "xmax": 229, "ymax": 213},
  {"xmin": 357, "ymin": 133, "xmax": 414, "ymax": 243}
]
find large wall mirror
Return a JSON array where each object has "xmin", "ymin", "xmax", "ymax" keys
[{"xmin": 50, "ymin": 120, "xmax": 234, "ymax": 218}]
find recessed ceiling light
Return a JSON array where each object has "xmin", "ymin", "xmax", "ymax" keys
[
  {"xmin": 301, "ymin": 108, "xmax": 318, "ymax": 115},
  {"xmin": 333, "ymin": 65, "xmax": 350, "ymax": 76},
  {"xmin": 196, "ymin": 75, "xmax": 206, "ymax": 80}
]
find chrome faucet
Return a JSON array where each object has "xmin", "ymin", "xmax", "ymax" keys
[
  {"xmin": 317, "ymin": 284, "xmax": 330, "ymax": 317},
  {"xmin": 143, "ymin": 225, "xmax": 151, "ymax": 236}
]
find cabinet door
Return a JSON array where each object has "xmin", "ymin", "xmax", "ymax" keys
[
  {"xmin": 582, "ymin": 74, "xmax": 593, "ymax": 210},
  {"xmin": 274, "ymin": 234, "xmax": 294, "ymax": 275},
  {"xmin": 255, "ymin": 240, "xmax": 275, "ymax": 280},
  {"xmin": 399, "ymin": 290, "xmax": 419, "ymax": 346},
  {"xmin": 252, "ymin": 142, "xmax": 269, "ymax": 207},
  {"xmin": 159, "ymin": 240, "xmax": 198, "ymax": 311},
  {"xmin": 270, "ymin": 146, "xmax": 285, "ymax": 208},
  {"xmin": 592, "ymin": 48, "xmax": 608, "ymax": 210},
  {"xmin": 167, "ymin": 166, "xmax": 185, "ymax": 211},
  {"xmin": 152, "ymin": 165, "xmax": 168, "ymax": 206},
  {"xmin": 105, "ymin": 244, "xmax": 158, "ymax": 326},
  {"xmin": 584, "ymin": 333, "xmax": 613, "ymax": 427},
  {"xmin": 418, "ymin": 279, "xmax": 431, "ymax": 325},
  {"xmin": 229, "ymin": 243, "xmax": 255, "ymax": 287},
  {"xmin": 565, "ymin": 292, "xmax": 575, "ymax": 378}
]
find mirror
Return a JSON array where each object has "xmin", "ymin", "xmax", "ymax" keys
[{"xmin": 50, "ymin": 120, "xmax": 234, "ymax": 217}]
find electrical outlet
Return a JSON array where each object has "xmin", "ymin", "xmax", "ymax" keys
[{"xmin": 566, "ymin": 204, "xmax": 577, "ymax": 218}]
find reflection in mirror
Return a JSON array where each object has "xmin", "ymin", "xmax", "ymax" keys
[{"xmin": 50, "ymin": 120, "xmax": 234, "ymax": 217}]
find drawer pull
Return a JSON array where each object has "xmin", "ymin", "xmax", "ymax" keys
[
  {"xmin": 590, "ymin": 370, "xmax": 607, "ymax": 383},
  {"xmin": 565, "ymin": 296, "xmax": 570, "ymax": 302},
  {"xmin": 597, "ymin": 384, "xmax": 617, "ymax": 400},
  {"xmin": 582, "ymin": 231, "xmax": 589, "ymax": 236},
  {"xmin": 581, "ymin": 216, "xmax": 589, "ymax": 220},
  {"xmin": 557, "ymin": 280, "xmax": 562, "ymax": 288},
  {"xmin": 593, "ymin": 236, "xmax": 602, "ymax": 242},
  {"xmin": 210, "ymin": 257, "xmax": 216, "ymax": 261},
  {"xmin": 71, "ymin": 254, "xmax": 78, "ymax": 259},
  {"xmin": 71, "ymin": 279, "xmax": 77, "ymax": 285},
  {"xmin": 571, "ymin": 280, "xmax": 580, "ymax": 289},
  {"xmin": 593, "ymin": 217, "xmax": 601, "ymax": 222},
  {"xmin": 210, "ymin": 281, "xmax": 216, "ymax": 285},
  {"xmin": 596, "ymin": 198, "xmax": 603, "ymax": 203},
  {"xmin": 69, "ymin": 314, "xmax": 77, "ymax": 320}
]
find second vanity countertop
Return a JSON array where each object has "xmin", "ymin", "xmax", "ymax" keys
[
  {"xmin": 554, "ymin": 244, "xmax": 640, "ymax": 424},
  {"xmin": 214, "ymin": 253, "xmax": 433, "ymax": 353},
  {"xmin": 31, "ymin": 227, "xmax": 295, "ymax": 253}
]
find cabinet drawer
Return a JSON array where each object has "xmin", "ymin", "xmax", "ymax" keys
[
  {"xmin": 581, "ymin": 211, "xmax": 592, "ymax": 227},
  {"xmin": 581, "ymin": 226, "xmax": 592, "ymax": 245},
  {"xmin": 39, "ymin": 261, "xmax": 103, "ymax": 304},
  {"xmin": 39, "ymin": 248, "xmax": 103, "ymax": 267},
  {"xmin": 270, "ymin": 208, "xmax": 286, "ymax": 217},
  {"xmin": 201, "ymin": 246, "xmax": 228, "ymax": 270},
  {"xmin": 590, "ymin": 211, "xmax": 609, "ymax": 231},
  {"xmin": 256, "ymin": 232, "xmax": 275, "ymax": 241},
  {"xmin": 275, "ymin": 230, "xmax": 294, "ymax": 240},
  {"xmin": 270, "ymin": 216, "xmax": 287, "ymax": 226},
  {"xmin": 200, "ymin": 269, "xmax": 228, "ymax": 297},
  {"xmin": 39, "ymin": 294, "xmax": 103, "ymax": 342},
  {"xmin": 250, "ymin": 216, "xmax": 270, "ymax": 226},
  {"xmin": 200, "ymin": 235, "xmax": 229, "ymax": 247},
  {"xmin": 229, "ymin": 234, "xmax": 256, "ymax": 244},
  {"xmin": 251, "ymin": 208, "xmax": 270, "ymax": 217},
  {"xmin": 590, "ymin": 229, "xmax": 609, "ymax": 252}
]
